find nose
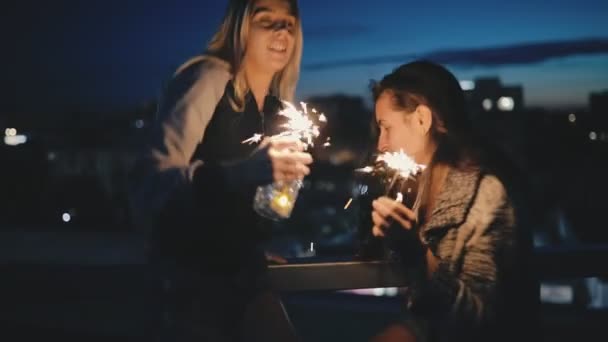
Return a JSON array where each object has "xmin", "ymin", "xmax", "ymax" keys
[
  {"xmin": 377, "ymin": 133, "xmax": 388, "ymax": 152},
  {"xmin": 270, "ymin": 20, "xmax": 291, "ymax": 33}
]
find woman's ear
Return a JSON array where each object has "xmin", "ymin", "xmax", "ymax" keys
[{"xmin": 415, "ymin": 104, "xmax": 433, "ymax": 136}]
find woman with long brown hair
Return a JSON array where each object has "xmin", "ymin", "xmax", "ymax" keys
[{"xmin": 369, "ymin": 60, "xmax": 538, "ymax": 342}]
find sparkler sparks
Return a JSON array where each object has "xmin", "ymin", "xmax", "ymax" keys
[
  {"xmin": 352, "ymin": 149, "xmax": 425, "ymax": 205},
  {"xmin": 395, "ymin": 192, "xmax": 403, "ymax": 203},
  {"xmin": 376, "ymin": 150, "xmax": 425, "ymax": 180},
  {"xmin": 355, "ymin": 150, "xmax": 425, "ymax": 179},
  {"xmin": 242, "ymin": 100, "xmax": 326, "ymax": 149},
  {"xmin": 241, "ymin": 133, "xmax": 263, "ymax": 145}
]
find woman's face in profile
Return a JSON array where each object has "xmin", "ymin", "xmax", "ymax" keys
[
  {"xmin": 245, "ymin": 0, "xmax": 297, "ymax": 74},
  {"xmin": 375, "ymin": 91, "xmax": 427, "ymax": 163}
]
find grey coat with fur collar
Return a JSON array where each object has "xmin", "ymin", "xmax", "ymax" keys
[{"xmin": 405, "ymin": 167, "xmax": 538, "ymax": 341}]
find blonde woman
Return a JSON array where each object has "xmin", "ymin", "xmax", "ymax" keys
[{"xmin": 129, "ymin": 0, "xmax": 308, "ymax": 340}]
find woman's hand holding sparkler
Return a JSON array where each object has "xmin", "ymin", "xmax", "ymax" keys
[
  {"xmin": 262, "ymin": 136, "xmax": 313, "ymax": 183},
  {"xmin": 371, "ymin": 196, "xmax": 427, "ymax": 264},
  {"xmin": 371, "ymin": 196, "xmax": 417, "ymax": 237},
  {"xmin": 195, "ymin": 136, "xmax": 310, "ymax": 193}
]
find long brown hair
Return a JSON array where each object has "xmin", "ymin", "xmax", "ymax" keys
[
  {"xmin": 371, "ymin": 60, "xmax": 488, "ymax": 221},
  {"xmin": 371, "ymin": 60, "xmax": 482, "ymax": 171}
]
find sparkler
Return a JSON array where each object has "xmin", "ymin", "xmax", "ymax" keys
[
  {"xmin": 376, "ymin": 150, "xmax": 425, "ymax": 198},
  {"xmin": 244, "ymin": 100, "xmax": 326, "ymax": 150},
  {"xmin": 246, "ymin": 100, "xmax": 328, "ymax": 220},
  {"xmin": 346, "ymin": 150, "xmax": 425, "ymax": 209}
]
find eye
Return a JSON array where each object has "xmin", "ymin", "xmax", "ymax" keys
[
  {"xmin": 257, "ymin": 17, "xmax": 273, "ymax": 28},
  {"xmin": 285, "ymin": 20, "xmax": 296, "ymax": 33}
]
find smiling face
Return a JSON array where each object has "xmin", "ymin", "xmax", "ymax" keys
[{"xmin": 244, "ymin": 0, "xmax": 297, "ymax": 75}]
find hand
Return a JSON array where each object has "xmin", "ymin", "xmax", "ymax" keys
[
  {"xmin": 371, "ymin": 196, "xmax": 417, "ymax": 237},
  {"xmin": 371, "ymin": 196, "xmax": 427, "ymax": 264},
  {"xmin": 263, "ymin": 136, "xmax": 313, "ymax": 183}
]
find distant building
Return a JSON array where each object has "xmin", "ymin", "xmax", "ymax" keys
[
  {"xmin": 460, "ymin": 77, "xmax": 524, "ymax": 116},
  {"xmin": 590, "ymin": 90, "xmax": 608, "ymax": 129}
]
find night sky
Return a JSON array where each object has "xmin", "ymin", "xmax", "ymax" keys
[{"xmin": 3, "ymin": 0, "xmax": 608, "ymax": 114}]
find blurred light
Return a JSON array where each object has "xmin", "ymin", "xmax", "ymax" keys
[
  {"xmin": 372, "ymin": 288, "xmax": 385, "ymax": 296},
  {"xmin": 568, "ymin": 113, "xmax": 576, "ymax": 123},
  {"xmin": 395, "ymin": 192, "xmax": 403, "ymax": 203},
  {"xmin": 339, "ymin": 287, "xmax": 399, "ymax": 297},
  {"xmin": 497, "ymin": 96, "xmax": 514, "ymax": 111},
  {"xmin": 134, "ymin": 119, "xmax": 145, "ymax": 129},
  {"xmin": 361, "ymin": 185, "xmax": 368, "ymax": 194},
  {"xmin": 540, "ymin": 283, "xmax": 573, "ymax": 304},
  {"xmin": 343, "ymin": 198, "xmax": 353, "ymax": 209},
  {"xmin": 482, "ymin": 99, "xmax": 493, "ymax": 111},
  {"xmin": 589, "ymin": 131, "xmax": 598, "ymax": 141},
  {"xmin": 276, "ymin": 195, "xmax": 289, "ymax": 207},
  {"xmin": 62, "ymin": 213, "xmax": 71, "ymax": 223},
  {"xmin": 5, "ymin": 128, "xmax": 17, "ymax": 137},
  {"xmin": 459, "ymin": 80, "xmax": 475, "ymax": 91},
  {"xmin": 4, "ymin": 135, "xmax": 27, "ymax": 146},
  {"xmin": 47, "ymin": 152, "xmax": 57, "ymax": 161},
  {"xmin": 385, "ymin": 287, "xmax": 399, "ymax": 296}
]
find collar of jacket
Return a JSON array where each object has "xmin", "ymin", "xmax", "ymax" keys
[
  {"xmin": 243, "ymin": 87, "xmax": 281, "ymax": 106},
  {"xmin": 420, "ymin": 167, "xmax": 483, "ymax": 238}
]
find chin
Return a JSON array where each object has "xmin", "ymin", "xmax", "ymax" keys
[{"xmin": 268, "ymin": 62, "xmax": 288, "ymax": 73}]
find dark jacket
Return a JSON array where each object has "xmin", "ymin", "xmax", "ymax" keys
[
  {"xmin": 129, "ymin": 56, "xmax": 283, "ymax": 275},
  {"xmin": 127, "ymin": 57, "xmax": 298, "ymax": 341}
]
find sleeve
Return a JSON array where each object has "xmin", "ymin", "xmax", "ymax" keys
[
  {"xmin": 127, "ymin": 57, "xmax": 232, "ymax": 234},
  {"xmin": 409, "ymin": 175, "xmax": 513, "ymax": 335}
]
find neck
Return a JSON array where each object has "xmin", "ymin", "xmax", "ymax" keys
[
  {"xmin": 244, "ymin": 65, "xmax": 274, "ymax": 111},
  {"xmin": 419, "ymin": 161, "xmax": 449, "ymax": 223},
  {"xmin": 416, "ymin": 140, "xmax": 438, "ymax": 166}
]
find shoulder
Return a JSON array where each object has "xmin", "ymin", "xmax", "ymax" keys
[
  {"xmin": 174, "ymin": 55, "xmax": 232, "ymax": 82},
  {"xmin": 164, "ymin": 56, "xmax": 233, "ymax": 109},
  {"xmin": 443, "ymin": 167, "xmax": 510, "ymax": 215},
  {"xmin": 474, "ymin": 173, "xmax": 509, "ymax": 210},
  {"xmin": 174, "ymin": 56, "xmax": 231, "ymax": 89}
]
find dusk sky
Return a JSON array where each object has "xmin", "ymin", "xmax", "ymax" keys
[{"xmin": 4, "ymin": 0, "xmax": 608, "ymax": 114}]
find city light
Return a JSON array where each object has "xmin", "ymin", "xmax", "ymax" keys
[
  {"xmin": 5, "ymin": 128, "xmax": 17, "ymax": 137},
  {"xmin": 568, "ymin": 113, "xmax": 577, "ymax": 123},
  {"xmin": 497, "ymin": 96, "xmax": 515, "ymax": 111},
  {"xmin": 134, "ymin": 119, "xmax": 145, "ymax": 129},
  {"xmin": 62, "ymin": 213, "xmax": 71, "ymax": 223},
  {"xmin": 459, "ymin": 80, "xmax": 475, "ymax": 91},
  {"xmin": 4, "ymin": 135, "xmax": 27, "ymax": 146},
  {"xmin": 589, "ymin": 131, "xmax": 598, "ymax": 141},
  {"xmin": 482, "ymin": 98, "xmax": 493, "ymax": 111}
]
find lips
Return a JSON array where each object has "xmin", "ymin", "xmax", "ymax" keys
[{"xmin": 268, "ymin": 42, "xmax": 287, "ymax": 53}]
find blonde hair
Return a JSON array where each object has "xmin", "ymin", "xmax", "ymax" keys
[{"xmin": 203, "ymin": 0, "xmax": 302, "ymax": 111}]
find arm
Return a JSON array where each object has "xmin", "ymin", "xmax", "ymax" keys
[
  {"xmin": 128, "ymin": 57, "xmax": 234, "ymax": 233},
  {"xmin": 128, "ymin": 57, "xmax": 311, "ymax": 239},
  {"xmin": 410, "ymin": 176, "xmax": 513, "ymax": 333}
]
